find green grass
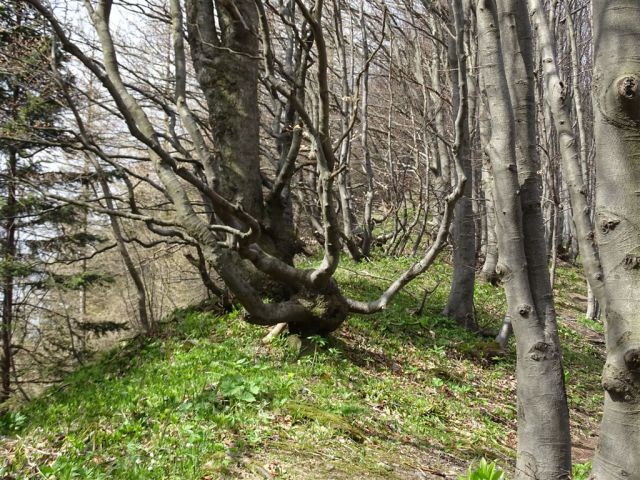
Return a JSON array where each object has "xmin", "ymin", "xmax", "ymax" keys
[{"xmin": 0, "ymin": 257, "xmax": 603, "ymax": 479}]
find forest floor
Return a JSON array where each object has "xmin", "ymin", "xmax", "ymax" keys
[{"xmin": 0, "ymin": 257, "xmax": 604, "ymax": 479}]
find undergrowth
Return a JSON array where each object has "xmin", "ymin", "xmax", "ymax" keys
[{"xmin": 0, "ymin": 257, "xmax": 603, "ymax": 479}]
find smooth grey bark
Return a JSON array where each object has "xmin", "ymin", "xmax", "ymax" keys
[
  {"xmin": 591, "ymin": 1, "xmax": 640, "ymax": 477},
  {"xmin": 565, "ymin": 3, "xmax": 589, "ymax": 197},
  {"xmin": 444, "ymin": 0, "xmax": 477, "ymax": 330},
  {"xmin": 586, "ymin": 283, "xmax": 599, "ymax": 321},
  {"xmin": 527, "ymin": 0, "xmax": 606, "ymax": 313},
  {"xmin": 496, "ymin": 0, "xmax": 557, "ymax": 353},
  {"xmin": 479, "ymin": 101, "xmax": 499, "ymax": 284},
  {"xmin": 565, "ymin": 2, "xmax": 600, "ymax": 321},
  {"xmin": 430, "ymin": 19, "xmax": 452, "ymax": 196},
  {"xmin": 477, "ymin": 1, "xmax": 571, "ymax": 477},
  {"xmin": 359, "ymin": 2, "xmax": 374, "ymax": 258}
]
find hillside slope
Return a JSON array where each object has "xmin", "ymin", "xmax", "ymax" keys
[{"xmin": 0, "ymin": 259, "xmax": 603, "ymax": 479}]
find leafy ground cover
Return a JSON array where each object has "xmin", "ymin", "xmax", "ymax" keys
[{"xmin": 0, "ymin": 257, "xmax": 603, "ymax": 479}]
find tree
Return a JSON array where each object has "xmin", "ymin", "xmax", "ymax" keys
[
  {"xmin": 476, "ymin": 0, "xmax": 571, "ymax": 476},
  {"xmin": 443, "ymin": 0, "xmax": 476, "ymax": 330},
  {"xmin": 524, "ymin": 0, "xmax": 640, "ymax": 474},
  {"xmin": 0, "ymin": 0, "xmax": 69, "ymax": 402},
  {"xmin": 23, "ymin": 0, "xmax": 467, "ymax": 339},
  {"xmin": 591, "ymin": 0, "xmax": 640, "ymax": 476},
  {"xmin": 0, "ymin": 0, "xmax": 121, "ymax": 403}
]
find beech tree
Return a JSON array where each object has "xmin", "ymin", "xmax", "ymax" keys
[
  {"xmin": 476, "ymin": 0, "xmax": 571, "ymax": 476},
  {"xmin": 590, "ymin": 0, "xmax": 640, "ymax": 476},
  {"xmin": 443, "ymin": 0, "xmax": 476, "ymax": 330},
  {"xmin": 22, "ymin": 0, "xmax": 466, "ymax": 340},
  {"xmin": 524, "ymin": 0, "xmax": 640, "ymax": 475}
]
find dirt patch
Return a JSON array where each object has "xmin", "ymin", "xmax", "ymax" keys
[{"xmin": 572, "ymin": 435, "xmax": 597, "ymax": 463}]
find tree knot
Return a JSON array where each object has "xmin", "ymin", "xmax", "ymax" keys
[
  {"xmin": 623, "ymin": 255, "xmax": 640, "ymax": 270},
  {"xmin": 602, "ymin": 361, "xmax": 638, "ymax": 401},
  {"xmin": 528, "ymin": 341, "xmax": 551, "ymax": 361},
  {"xmin": 495, "ymin": 262, "xmax": 510, "ymax": 280},
  {"xmin": 619, "ymin": 76, "xmax": 639, "ymax": 100},
  {"xmin": 600, "ymin": 218, "xmax": 620, "ymax": 234},
  {"xmin": 624, "ymin": 348, "xmax": 640, "ymax": 372},
  {"xmin": 518, "ymin": 304, "xmax": 532, "ymax": 317}
]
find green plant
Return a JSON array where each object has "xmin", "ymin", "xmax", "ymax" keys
[
  {"xmin": 460, "ymin": 458, "xmax": 505, "ymax": 480},
  {"xmin": 217, "ymin": 374, "xmax": 262, "ymax": 404},
  {"xmin": 0, "ymin": 411, "xmax": 26, "ymax": 434},
  {"xmin": 572, "ymin": 461, "xmax": 592, "ymax": 480},
  {"xmin": 308, "ymin": 335, "xmax": 328, "ymax": 348}
]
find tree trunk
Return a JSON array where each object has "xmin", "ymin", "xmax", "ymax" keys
[
  {"xmin": 98, "ymin": 172, "xmax": 152, "ymax": 333},
  {"xmin": 430, "ymin": 21, "xmax": 451, "ymax": 197},
  {"xmin": 360, "ymin": 6, "xmax": 375, "ymax": 258},
  {"xmin": 586, "ymin": 284, "xmax": 599, "ymax": 321},
  {"xmin": 566, "ymin": 2, "xmax": 600, "ymax": 321},
  {"xmin": 477, "ymin": 1, "xmax": 572, "ymax": 477},
  {"xmin": 479, "ymin": 100, "xmax": 499, "ymax": 283},
  {"xmin": 186, "ymin": 0, "xmax": 297, "ymax": 267},
  {"xmin": 333, "ymin": 5, "xmax": 360, "ymax": 262},
  {"xmin": 527, "ymin": 0, "xmax": 606, "ymax": 311},
  {"xmin": 497, "ymin": 0, "xmax": 557, "ymax": 350},
  {"xmin": 592, "ymin": 0, "xmax": 640, "ymax": 477},
  {"xmin": 444, "ymin": 0, "xmax": 477, "ymax": 330},
  {"xmin": 1, "ymin": 147, "xmax": 17, "ymax": 404},
  {"xmin": 186, "ymin": 0, "xmax": 261, "ymax": 216}
]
